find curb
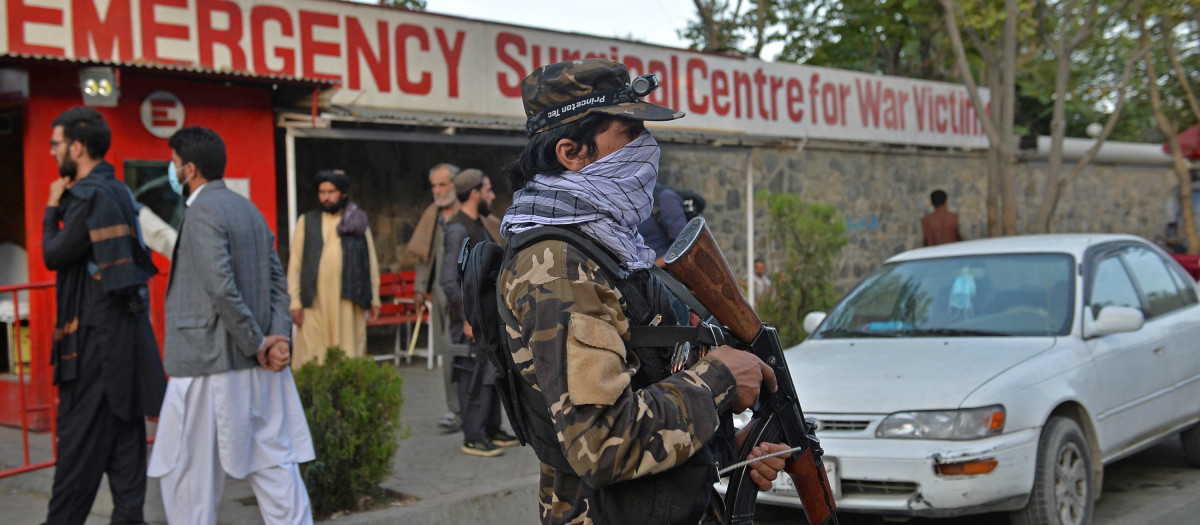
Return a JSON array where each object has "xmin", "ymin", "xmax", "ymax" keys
[{"xmin": 329, "ymin": 474, "xmax": 539, "ymax": 525}]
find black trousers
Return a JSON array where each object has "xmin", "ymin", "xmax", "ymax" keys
[
  {"xmin": 456, "ymin": 356, "xmax": 501, "ymax": 443},
  {"xmin": 46, "ymin": 382, "xmax": 147, "ymax": 525}
]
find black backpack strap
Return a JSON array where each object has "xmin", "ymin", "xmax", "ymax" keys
[
  {"xmin": 508, "ymin": 226, "xmax": 655, "ymax": 326},
  {"xmin": 648, "ymin": 266, "xmax": 712, "ymax": 321},
  {"xmin": 626, "ymin": 324, "xmax": 726, "ymax": 349}
]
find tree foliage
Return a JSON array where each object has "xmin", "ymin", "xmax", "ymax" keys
[
  {"xmin": 776, "ymin": 0, "xmax": 958, "ymax": 79},
  {"xmin": 1139, "ymin": 0, "xmax": 1200, "ymax": 253},
  {"xmin": 295, "ymin": 348, "xmax": 407, "ymax": 516},
  {"xmin": 379, "ymin": 0, "xmax": 426, "ymax": 9},
  {"xmin": 755, "ymin": 190, "xmax": 848, "ymax": 346},
  {"xmin": 680, "ymin": 0, "xmax": 778, "ymax": 56}
]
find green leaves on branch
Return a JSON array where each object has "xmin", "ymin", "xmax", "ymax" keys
[
  {"xmin": 754, "ymin": 190, "xmax": 848, "ymax": 347},
  {"xmin": 379, "ymin": 0, "xmax": 426, "ymax": 9},
  {"xmin": 295, "ymin": 348, "xmax": 407, "ymax": 516}
]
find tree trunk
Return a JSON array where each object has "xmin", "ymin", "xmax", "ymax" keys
[
  {"xmin": 1033, "ymin": 44, "xmax": 1072, "ymax": 233},
  {"xmin": 1000, "ymin": 0, "xmax": 1019, "ymax": 235},
  {"xmin": 941, "ymin": 0, "xmax": 1010, "ymax": 238},
  {"xmin": 1143, "ymin": 14, "xmax": 1200, "ymax": 254},
  {"xmin": 987, "ymin": 148, "xmax": 1001, "ymax": 237},
  {"xmin": 752, "ymin": 0, "xmax": 767, "ymax": 57},
  {"xmin": 987, "ymin": 64, "xmax": 1004, "ymax": 238}
]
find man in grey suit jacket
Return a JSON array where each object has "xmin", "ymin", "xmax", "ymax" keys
[{"xmin": 147, "ymin": 127, "xmax": 315, "ymax": 525}]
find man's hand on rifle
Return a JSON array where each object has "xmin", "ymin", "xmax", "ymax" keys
[
  {"xmin": 706, "ymin": 346, "xmax": 778, "ymax": 413},
  {"xmin": 742, "ymin": 439, "xmax": 790, "ymax": 492}
]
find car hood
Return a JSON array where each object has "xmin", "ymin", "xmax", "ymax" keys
[{"xmin": 783, "ymin": 337, "xmax": 1058, "ymax": 413}]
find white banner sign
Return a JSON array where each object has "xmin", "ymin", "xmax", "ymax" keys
[{"xmin": 1, "ymin": 0, "xmax": 990, "ymax": 147}]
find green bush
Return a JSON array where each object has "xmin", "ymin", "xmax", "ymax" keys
[
  {"xmin": 294, "ymin": 348, "xmax": 405, "ymax": 515},
  {"xmin": 755, "ymin": 190, "xmax": 848, "ymax": 347}
]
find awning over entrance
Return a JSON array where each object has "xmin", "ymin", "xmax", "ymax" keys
[{"xmin": 0, "ymin": 53, "xmax": 336, "ymax": 88}]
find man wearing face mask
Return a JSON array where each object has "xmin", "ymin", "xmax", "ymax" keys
[
  {"xmin": 286, "ymin": 169, "xmax": 382, "ymax": 368},
  {"xmin": 405, "ymin": 163, "xmax": 466, "ymax": 432},
  {"xmin": 439, "ymin": 169, "xmax": 516, "ymax": 456},
  {"xmin": 498, "ymin": 59, "xmax": 788, "ymax": 525},
  {"xmin": 42, "ymin": 106, "xmax": 166, "ymax": 524}
]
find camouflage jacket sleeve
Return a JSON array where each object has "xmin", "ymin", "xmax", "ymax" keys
[{"xmin": 501, "ymin": 239, "xmax": 737, "ymax": 488}]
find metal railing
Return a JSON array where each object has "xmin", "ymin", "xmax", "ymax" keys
[{"xmin": 0, "ymin": 281, "xmax": 57, "ymax": 479}]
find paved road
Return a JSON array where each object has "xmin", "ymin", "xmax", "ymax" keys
[{"xmin": 755, "ymin": 435, "xmax": 1200, "ymax": 524}]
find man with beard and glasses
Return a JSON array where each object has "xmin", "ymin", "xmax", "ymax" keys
[
  {"xmin": 42, "ymin": 106, "xmax": 166, "ymax": 525},
  {"xmin": 497, "ymin": 58, "xmax": 788, "ymax": 525},
  {"xmin": 439, "ymin": 169, "xmax": 517, "ymax": 456},
  {"xmin": 405, "ymin": 163, "xmax": 466, "ymax": 432},
  {"xmin": 287, "ymin": 169, "xmax": 381, "ymax": 367}
]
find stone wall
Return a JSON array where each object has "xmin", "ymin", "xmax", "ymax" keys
[
  {"xmin": 657, "ymin": 143, "xmax": 1176, "ymax": 292},
  {"xmin": 294, "ymin": 135, "xmax": 1176, "ymax": 292}
]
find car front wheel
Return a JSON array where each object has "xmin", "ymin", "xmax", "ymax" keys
[
  {"xmin": 1011, "ymin": 417, "xmax": 1094, "ymax": 525},
  {"xmin": 1183, "ymin": 424, "xmax": 1200, "ymax": 467}
]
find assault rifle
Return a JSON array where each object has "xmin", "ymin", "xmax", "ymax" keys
[{"xmin": 664, "ymin": 217, "xmax": 839, "ymax": 525}]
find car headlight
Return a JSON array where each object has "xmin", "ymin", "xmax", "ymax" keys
[{"xmin": 875, "ymin": 405, "xmax": 1005, "ymax": 440}]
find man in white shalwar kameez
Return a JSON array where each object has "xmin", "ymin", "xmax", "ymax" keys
[{"xmin": 149, "ymin": 126, "xmax": 315, "ymax": 525}]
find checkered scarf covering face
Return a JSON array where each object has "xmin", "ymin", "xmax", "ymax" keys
[{"xmin": 501, "ymin": 131, "xmax": 659, "ymax": 270}]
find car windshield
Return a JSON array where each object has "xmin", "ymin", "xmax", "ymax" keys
[{"xmin": 815, "ymin": 253, "xmax": 1075, "ymax": 338}]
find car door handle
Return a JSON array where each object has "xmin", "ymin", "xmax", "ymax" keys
[{"xmin": 1153, "ymin": 346, "xmax": 1165, "ymax": 355}]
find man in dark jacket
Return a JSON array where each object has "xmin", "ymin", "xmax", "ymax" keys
[
  {"xmin": 42, "ymin": 106, "xmax": 165, "ymax": 525},
  {"xmin": 440, "ymin": 169, "xmax": 518, "ymax": 456}
]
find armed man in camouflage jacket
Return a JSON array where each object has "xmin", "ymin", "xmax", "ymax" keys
[{"xmin": 498, "ymin": 58, "xmax": 791, "ymax": 525}]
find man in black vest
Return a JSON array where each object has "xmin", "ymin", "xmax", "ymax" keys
[
  {"xmin": 286, "ymin": 169, "xmax": 381, "ymax": 368},
  {"xmin": 439, "ymin": 169, "xmax": 517, "ymax": 457}
]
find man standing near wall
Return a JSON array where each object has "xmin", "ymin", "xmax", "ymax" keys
[
  {"xmin": 287, "ymin": 169, "xmax": 382, "ymax": 368},
  {"xmin": 405, "ymin": 163, "xmax": 464, "ymax": 432},
  {"xmin": 42, "ymin": 106, "xmax": 166, "ymax": 525},
  {"xmin": 752, "ymin": 258, "xmax": 772, "ymax": 302},
  {"xmin": 921, "ymin": 189, "xmax": 962, "ymax": 247},
  {"xmin": 439, "ymin": 170, "xmax": 517, "ymax": 456}
]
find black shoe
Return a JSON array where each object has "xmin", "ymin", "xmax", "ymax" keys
[
  {"xmin": 461, "ymin": 439, "xmax": 504, "ymax": 457},
  {"xmin": 438, "ymin": 412, "xmax": 461, "ymax": 433},
  {"xmin": 490, "ymin": 430, "xmax": 519, "ymax": 447}
]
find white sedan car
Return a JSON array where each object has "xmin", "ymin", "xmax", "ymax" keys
[{"xmin": 759, "ymin": 234, "xmax": 1200, "ymax": 524}]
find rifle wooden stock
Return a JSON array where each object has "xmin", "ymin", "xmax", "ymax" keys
[
  {"xmin": 664, "ymin": 217, "xmax": 762, "ymax": 343},
  {"xmin": 787, "ymin": 449, "xmax": 836, "ymax": 525}
]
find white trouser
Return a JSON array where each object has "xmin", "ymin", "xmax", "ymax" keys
[
  {"xmin": 152, "ymin": 374, "xmax": 313, "ymax": 525},
  {"xmin": 159, "ymin": 460, "xmax": 312, "ymax": 525}
]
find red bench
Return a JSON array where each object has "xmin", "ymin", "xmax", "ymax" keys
[{"xmin": 367, "ymin": 270, "xmax": 432, "ymax": 367}]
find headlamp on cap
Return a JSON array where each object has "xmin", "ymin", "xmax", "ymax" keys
[
  {"xmin": 525, "ymin": 74, "xmax": 662, "ymax": 136},
  {"xmin": 628, "ymin": 74, "xmax": 659, "ymax": 99}
]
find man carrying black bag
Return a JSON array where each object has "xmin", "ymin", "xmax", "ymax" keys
[
  {"xmin": 462, "ymin": 58, "xmax": 789, "ymax": 525},
  {"xmin": 439, "ymin": 169, "xmax": 518, "ymax": 457}
]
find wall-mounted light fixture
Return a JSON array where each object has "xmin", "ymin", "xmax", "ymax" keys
[{"xmin": 79, "ymin": 67, "xmax": 119, "ymax": 107}]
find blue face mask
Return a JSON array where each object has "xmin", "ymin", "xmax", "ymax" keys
[{"xmin": 168, "ymin": 161, "xmax": 190, "ymax": 197}]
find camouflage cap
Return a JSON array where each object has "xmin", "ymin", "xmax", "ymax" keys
[{"xmin": 521, "ymin": 58, "xmax": 684, "ymax": 137}]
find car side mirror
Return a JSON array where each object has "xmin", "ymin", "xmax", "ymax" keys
[
  {"xmin": 803, "ymin": 312, "xmax": 827, "ymax": 334},
  {"xmin": 1083, "ymin": 305, "xmax": 1144, "ymax": 338}
]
